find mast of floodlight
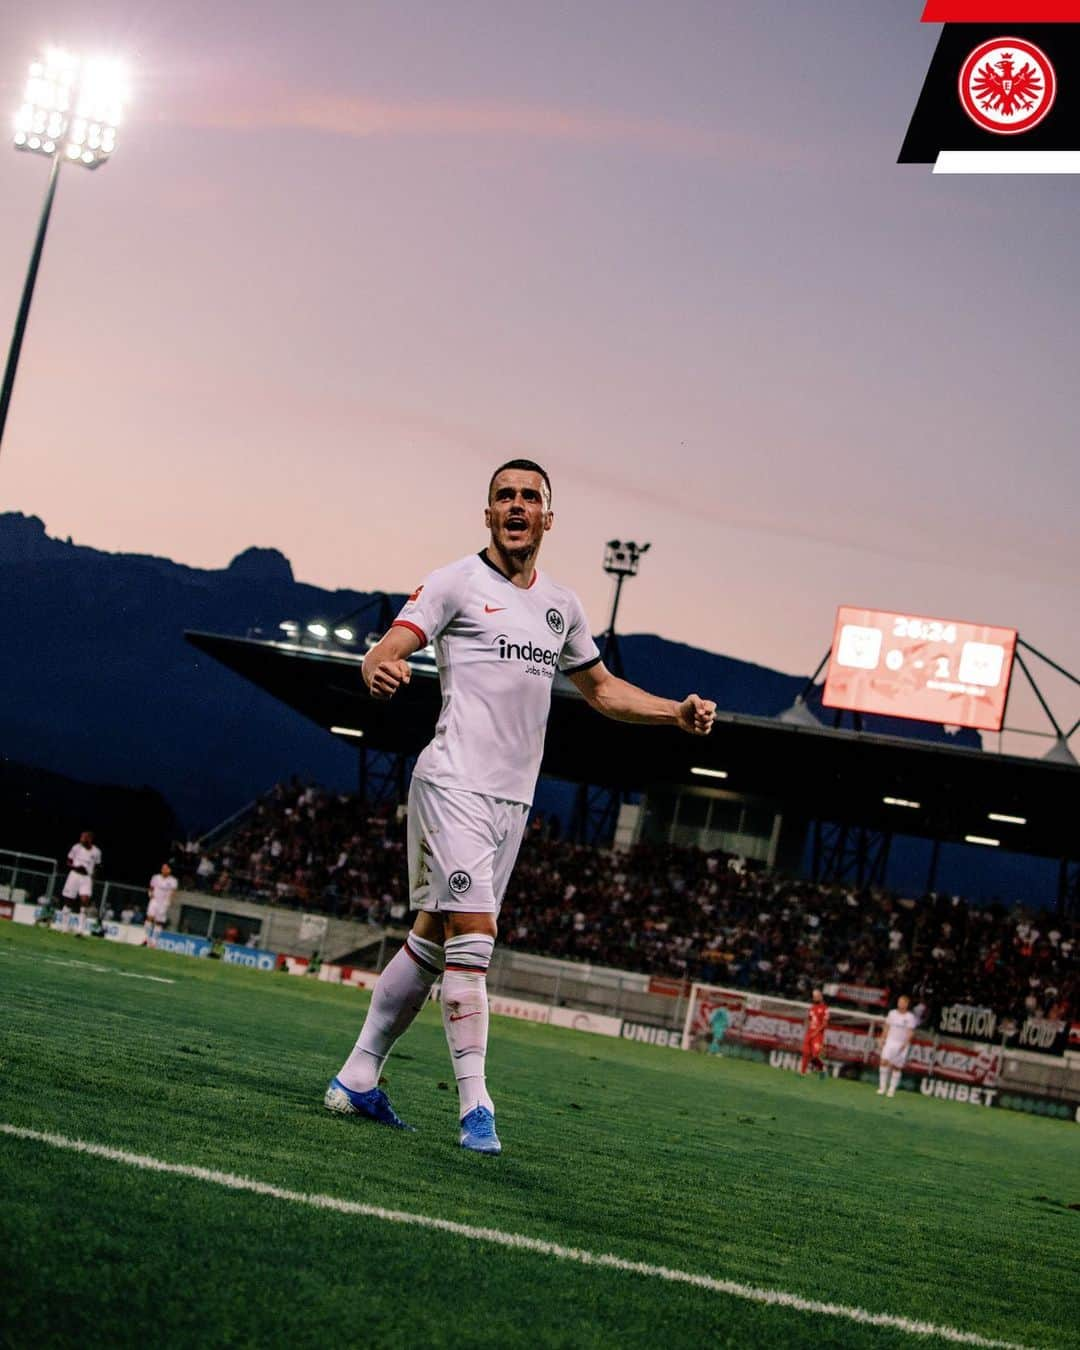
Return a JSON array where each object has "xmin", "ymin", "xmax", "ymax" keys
[
  {"xmin": 0, "ymin": 49, "xmax": 128, "ymax": 456},
  {"xmin": 601, "ymin": 539, "xmax": 650, "ymax": 678}
]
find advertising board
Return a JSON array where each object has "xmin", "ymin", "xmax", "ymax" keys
[
  {"xmin": 156, "ymin": 931, "xmax": 212, "ymax": 959},
  {"xmin": 221, "ymin": 943, "xmax": 277, "ymax": 971}
]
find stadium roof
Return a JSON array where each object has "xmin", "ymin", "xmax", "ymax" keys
[{"xmin": 186, "ymin": 631, "xmax": 1080, "ymax": 863}]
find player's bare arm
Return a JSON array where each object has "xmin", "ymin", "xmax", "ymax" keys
[
  {"xmin": 362, "ymin": 625, "xmax": 421, "ymax": 701},
  {"xmin": 569, "ymin": 661, "xmax": 716, "ymax": 735}
]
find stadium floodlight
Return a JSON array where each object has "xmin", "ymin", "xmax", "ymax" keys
[
  {"xmin": 278, "ymin": 620, "xmax": 300, "ymax": 637},
  {"xmin": 14, "ymin": 50, "xmax": 127, "ymax": 168},
  {"xmin": 306, "ymin": 622, "xmax": 329, "ymax": 640},
  {"xmin": 330, "ymin": 726, "xmax": 365, "ymax": 739},
  {"xmin": 988, "ymin": 812, "xmax": 1026, "ymax": 825},
  {"xmin": 333, "ymin": 626, "xmax": 356, "ymax": 643},
  {"xmin": 964, "ymin": 834, "xmax": 1000, "ymax": 847},
  {"xmin": 691, "ymin": 766, "xmax": 728, "ymax": 780},
  {"xmin": 603, "ymin": 539, "xmax": 650, "ymax": 581},
  {"xmin": 601, "ymin": 540, "xmax": 650, "ymax": 675},
  {"xmin": 883, "ymin": 796, "xmax": 921, "ymax": 809},
  {"xmin": 1, "ymin": 49, "xmax": 130, "ymax": 457}
]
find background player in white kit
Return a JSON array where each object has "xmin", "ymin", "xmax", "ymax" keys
[
  {"xmin": 62, "ymin": 831, "xmax": 102, "ymax": 932},
  {"xmin": 877, "ymin": 994, "xmax": 917, "ymax": 1098},
  {"xmin": 325, "ymin": 460, "xmax": 716, "ymax": 1153},
  {"xmin": 145, "ymin": 863, "xmax": 177, "ymax": 946}
]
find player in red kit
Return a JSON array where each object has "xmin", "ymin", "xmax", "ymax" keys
[{"xmin": 800, "ymin": 988, "xmax": 829, "ymax": 1076}]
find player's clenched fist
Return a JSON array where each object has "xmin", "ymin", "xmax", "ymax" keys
[
  {"xmin": 366, "ymin": 659, "xmax": 412, "ymax": 701},
  {"xmin": 677, "ymin": 693, "xmax": 716, "ymax": 736}
]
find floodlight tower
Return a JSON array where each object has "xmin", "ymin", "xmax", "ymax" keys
[
  {"xmin": 601, "ymin": 539, "xmax": 649, "ymax": 677},
  {"xmin": 569, "ymin": 539, "xmax": 651, "ymax": 845},
  {"xmin": 0, "ymin": 49, "xmax": 128, "ymax": 456}
]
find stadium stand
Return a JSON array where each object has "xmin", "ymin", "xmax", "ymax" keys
[{"xmin": 176, "ymin": 781, "xmax": 1077, "ymax": 1024}]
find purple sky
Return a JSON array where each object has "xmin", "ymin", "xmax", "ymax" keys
[{"xmin": 1, "ymin": 1, "xmax": 1077, "ymax": 750}]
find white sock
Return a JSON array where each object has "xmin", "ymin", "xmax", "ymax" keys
[
  {"xmin": 879, "ymin": 1065, "xmax": 889, "ymax": 1092},
  {"xmin": 442, "ymin": 933, "xmax": 495, "ymax": 1119},
  {"xmin": 889, "ymin": 1069, "xmax": 902, "ymax": 1094},
  {"xmin": 337, "ymin": 934, "xmax": 442, "ymax": 1092}
]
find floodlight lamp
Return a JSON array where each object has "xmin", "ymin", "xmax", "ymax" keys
[
  {"xmin": 278, "ymin": 620, "xmax": 300, "ymax": 636},
  {"xmin": 603, "ymin": 539, "xmax": 651, "ymax": 578},
  {"xmin": 333, "ymin": 626, "xmax": 356, "ymax": 643},
  {"xmin": 12, "ymin": 50, "xmax": 129, "ymax": 168},
  {"xmin": 306, "ymin": 622, "xmax": 329, "ymax": 639}
]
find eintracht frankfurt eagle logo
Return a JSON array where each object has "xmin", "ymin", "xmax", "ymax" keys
[{"xmin": 959, "ymin": 37, "xmax": 1056, "ymax": 135}]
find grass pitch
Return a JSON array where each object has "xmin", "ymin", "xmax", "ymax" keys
[{"xmin": 1, "ymin": 923, "xmax": 1077, "ymax": 1350}]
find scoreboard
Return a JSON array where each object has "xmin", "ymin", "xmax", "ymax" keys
[{"xmin": 822, "ymin": 606, "xmax": 1017, "ymax": 732}]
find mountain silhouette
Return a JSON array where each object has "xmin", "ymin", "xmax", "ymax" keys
[{"xmin": 0, "ymin": 511, "xmax": 979, "ymax": 851}]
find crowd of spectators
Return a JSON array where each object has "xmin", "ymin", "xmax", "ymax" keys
[
  {"xmin": 175, "ymin": 780, "xmax": 1077, "ymax": 1024},
  {"xmin": 174, "ymin": 780, "xmax": 410, "ymax": 926}
]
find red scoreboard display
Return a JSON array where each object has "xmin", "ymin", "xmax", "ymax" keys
[{"xmin": 822, "ymin": 606, "xmax": 1017, "ymax": 733}]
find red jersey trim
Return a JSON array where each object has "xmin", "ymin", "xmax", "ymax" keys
[{"xmin": 392, "ymin": 619, "xmax": 427, "ymax": 644}]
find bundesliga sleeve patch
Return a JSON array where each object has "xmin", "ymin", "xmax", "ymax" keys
[{"xmin": 899, "ymin": 5, "xmax": 1080, "ymax": 172}]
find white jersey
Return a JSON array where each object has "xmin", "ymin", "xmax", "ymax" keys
[
  {"xmin": 147, "ymin": 873, "xmax": 178, "ymax": 918},
  {"xmin": 67, "ymin": 843, "xmax": 102, "ymax": 877},
  {"xmin": 394, "ymin": 552, "xmax": 600, "ymax": 805},
  {"xmin": 883, "ymin": 1008, "xmax": 917, "ymax": 1056}
]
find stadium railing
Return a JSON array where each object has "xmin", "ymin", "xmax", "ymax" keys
[
  {"xmin": 194, "ymin": 797, "xmax": 260, "ymax": 852},
  {"xmin": 97, "ymin": 879, "xmax": 152, "ymax": 916},
  {"xmin": 0, "ymin": 848, "xmax": 58, "ymax": 905}
]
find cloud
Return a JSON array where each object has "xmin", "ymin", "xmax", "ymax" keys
[{"xmin": 172, "ymin": 82, "xmax": 789, "ymax": 163}]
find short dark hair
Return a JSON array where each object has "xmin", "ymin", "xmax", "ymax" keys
[{"xmin": 488, "ymin": 459, "xmax": 552, "ymax": 509}]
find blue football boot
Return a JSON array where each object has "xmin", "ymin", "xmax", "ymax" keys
[
  {"xmin": 459, "ymin": 1105, "xmax": 501, "ymax": 1155},
  {"xmin": 324, "ymin": 1076, "xmax": 415, "ymax": 1131}
]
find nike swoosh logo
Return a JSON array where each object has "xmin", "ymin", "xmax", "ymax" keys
[
  {"xmin": 484, "ymin": 605, "xmax": 505, "ymax": 613},
  {"xmin": 449, "ymin": 1011, "xmax": 482, "ymax": 1022}
]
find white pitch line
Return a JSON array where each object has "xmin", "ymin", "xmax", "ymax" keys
[
  {"xmin": 0, "ymin": 948, "xmax": 174, "ymax": 984},
  {"xmin": 0, "ymin": 1124, "xmax": 1027, "ymax": 1349},
  {"xmin": 43, "ymin": 956, "xmax": 175, "ymax": 984}
]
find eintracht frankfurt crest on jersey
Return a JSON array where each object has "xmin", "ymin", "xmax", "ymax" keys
[{"xmin": 959, "ymin": 37, "xmax": 1056, "ymax": 132}]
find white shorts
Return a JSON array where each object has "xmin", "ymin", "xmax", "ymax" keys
[
  {"xmin": 62, "ymin": 871, "xmax": 92, "ymax": 901},
  {"xmin": 146, "ymin": 906, "xmax": 169, "ymax": 926},
  {"xmin": 882, "ymin": 1040, "xmax": 910, "ymax": 1069},
  {"xmin": 407, "ymin": 776, "xmax": 528, "ymax": 915}
]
